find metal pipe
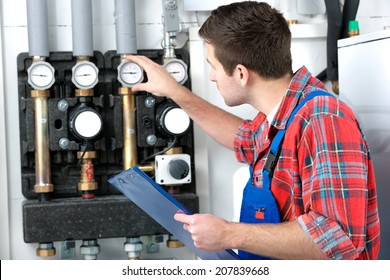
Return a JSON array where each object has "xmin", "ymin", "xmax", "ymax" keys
[
  {"xmin": 119, "ymin": 87, "xmax": 137, "ymax": 170},
  {"xmin": 32, "ymin": 90, "xmax": 53, "ymax": 194},
  {"xmin": 115, "ymin": 0, "xmax": 137, "ymax": 55},
  {"xmin": 115, "ymin": 0, "xmax": 138, "ymax": 170},
  {"xmin": 71, "ymin": 0, "xmax": 93, "ymax": 57},
  {"xmin": 26, "ymin": 0, "xmax": 49, "ymax": 57}
]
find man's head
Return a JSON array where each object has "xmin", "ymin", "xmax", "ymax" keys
[{"xmin": 199, "ymin": 1, "xmax": 292, "ymax": 80}]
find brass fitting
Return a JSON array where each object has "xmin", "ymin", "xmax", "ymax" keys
[
  {"xmin": 77, "ymin": 151, "xmax": 98, "ymax": 191},
  {"xmin": 36, "ymin": 242, "xmax": 56, "ymax": 257},
  {"xmin": 138, "ymin": 162, "xmax": 155, "ymax": 174},
  {"xmin": 165, "ymin": 147, "xmax": 183, "ymax": 155},
  {"xmin": 166, "ymin": 236, "xmax": 184, "ymax": 248},
  {"xmin": 76, "ymin": 56, "xmax": 90, "ymax": 63},
  {"xmin": 75, "ymin": 89, "xmax": 94, "ymax": 97}
]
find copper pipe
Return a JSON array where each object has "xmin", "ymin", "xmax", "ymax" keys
[
  {"xmin": 32, "ymin": 90, "xmax": 53, "ymax": 193},
  {"xmin": 138, "ymin": 162, "xmax": 155, "ymax": 174},
  {"xmin": 120, "ymin": 87, "xmax": 137, "ymax": 170}
]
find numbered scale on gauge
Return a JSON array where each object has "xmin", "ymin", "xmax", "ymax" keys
[
  {"xmin": 71, "ymin": 61, "xmax": 99, "ymax": 90},
  {"xmin": 27, "ymin": 61, "xmax": 55, "ymax": 90},
  {"xmin": 117, "ymin": 61, "xmax": 144, "ymax": 87},
  {"xmin": 164, "ymin": 59, "xmax": 188, "ymax": 85}
]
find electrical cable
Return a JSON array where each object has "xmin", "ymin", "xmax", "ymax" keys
[
  {"xmin": 141, "ymin": 137, "xmax": 178, "ymax": 164},
  {"xmin": 77, "ymin": 140, "xmax": 89, "ymax": 167}
]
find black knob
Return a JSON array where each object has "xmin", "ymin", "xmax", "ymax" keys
[{"xmin": 168, "ymin": 159, "xmax": 189, "ymax": 180}]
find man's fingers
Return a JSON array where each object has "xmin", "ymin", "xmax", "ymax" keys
[
  {"xmin": 126, "ymin": 55, "xmax": 153, "ymax": 70},
  {"xmin": 174, "ymin": 212, "xmax": 193, "ymax": 224}
]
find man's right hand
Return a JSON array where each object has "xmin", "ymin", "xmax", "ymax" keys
[{"xmin": 127, "ymin": 55, "xmax": 183, "ymax": 100}]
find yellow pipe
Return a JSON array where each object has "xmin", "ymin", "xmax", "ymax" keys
[
  {"xmin": 138, "ymin": 163, "xmax": 155, "ymax": 173},
  {"xmin": 120, "ymin": 87, "xmax": 137, "ymax": 170},
  {"xmin": 31, "ymin": 90, "xmax": 53, "ymax": 193}
]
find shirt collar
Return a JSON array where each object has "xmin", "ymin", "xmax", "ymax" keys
[
  {"xmin": 272, "ymin": 66, "xmax": 318, "ymax": 129},
  {"xmin": 250, "ymin": 66, "xmax": 323, "ymax": 133},
  {"xmin": 266, "ymin": 99, "xmax": 282, "ymax": 127}
]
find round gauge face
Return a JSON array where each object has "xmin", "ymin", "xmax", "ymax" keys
[
  {"xmin": 27, "ymin": 62, "xmax": 55, "ymax": 90},
  {"xmin": 72, "ymin": 61, "xmax": 99, "ymax": 89},
  {"xmin": 164, "ymin": 59, "xmax": 188, "ymax": 85},
  {"xmin": 73, "ymin": 110, "xmax": 103, "ymax": 139},
  {"xmin": 117, "ymin": 61, "xmax": 144, "ymax": 86}
]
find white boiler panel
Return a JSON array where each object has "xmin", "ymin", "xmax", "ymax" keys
[{"xmin": 338, "ymin": 29, "xmax": 390, "ymax": 260}]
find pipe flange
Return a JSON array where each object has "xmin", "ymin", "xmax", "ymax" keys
[
  {"xmin": 75, "ymin": 89, "xmax": 94, "ymax": 97},
  {"xmin": 78, "ymin": 182, "xmax": 98, "ymax": 191},
  {"xmin": 31, "ymin": 89, "xmax": 50, "ymax": 98},
  {"xmin": 119, "ymin": 87, "xmax": 136, "ymax": 96},
  {"xmin": 34, "ymin": 183, "xmax": 54, "ymax": 193}
]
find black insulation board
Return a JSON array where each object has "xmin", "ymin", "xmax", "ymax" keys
[{"xmin": 23, "ymin": 193, "xmax": 199, "ymax": 243}]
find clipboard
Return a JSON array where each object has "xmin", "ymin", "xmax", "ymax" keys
[{"xmin": 108, "ymin": 166, "xmax": 241, "ymax": 260}]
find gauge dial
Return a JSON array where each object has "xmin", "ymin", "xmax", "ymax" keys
[
  {"xmin": 27, "ymin": 61, "xmax": 55, "ymax": 90},
  {"xmin": 163, "ymin": 59, "xmax": 188, "ymax": 85},
  {"xmin": 117, "ymin": 61, "xmax": 144, "ymax": 87},
  {"xmin": 71, "ymin": 61, "xmax": 99, "ymax": 90}
]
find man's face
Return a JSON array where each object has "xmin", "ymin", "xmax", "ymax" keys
[{"xmin": 206, "ymin": 43, "xmax": 246, "ymax": 107}]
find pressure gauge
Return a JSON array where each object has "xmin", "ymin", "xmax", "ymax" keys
[
  {"xmin": 163, "ymin": 58, "xmax": 188, "ymax": 85},
  {"xmin": 27, "ymin": 61, "xmax": 55, "ymax": 90},
  {"xmin": 117, "ymin": 61, "xmax": 144, "ymax": 87},
  {"xmin": 71, "ymin": 61, "xmax": 99, "ymax": 90}
]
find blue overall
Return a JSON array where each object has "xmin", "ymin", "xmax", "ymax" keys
[{"xmin": 238, "ymin": 91, "xmax": 332, "ymax": 260}]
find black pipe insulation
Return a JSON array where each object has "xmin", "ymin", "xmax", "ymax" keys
[
  {"xmin": 320, "ymin": 0, "xmax": 360, "ymax": 84},
  {"xmin": 341, "ymin": 0, "xmax": 360, "ymax": 39},
  {"xmin": 324, "ymin": 0, "xmax": 343, "ymax": 82}
]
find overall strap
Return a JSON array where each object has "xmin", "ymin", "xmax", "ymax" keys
[{"xmin": 262, "ymin": 91, "xmax": 333, "ymax": 189}]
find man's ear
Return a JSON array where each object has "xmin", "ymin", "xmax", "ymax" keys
[{"xmin": 235, "ymin": 64, "xmax": 249, "ymax": 86}]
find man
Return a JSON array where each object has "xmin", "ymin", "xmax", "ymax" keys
[{"xmin": 129, "ymin": 1, "xmax": 380, "ymax": 259}]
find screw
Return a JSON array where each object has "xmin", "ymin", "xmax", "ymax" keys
[
  {"xmin": 57, "ymin": 100, "xmax": 69, "ymax": 111},
  {"xmin": 59, "ymin": 138, "xmax": 70, "ymax": 149},
  {"xmin": 146, "ymin": 134, "xmax": 157, "ymax": 146},
  {"xmin": 145, "ymin": 97, "xmax": 155, "ymax": 108}
]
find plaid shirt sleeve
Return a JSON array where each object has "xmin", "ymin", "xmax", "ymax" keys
[{"xmin": 296, "ymin": 109, "xmax": 376, "ymax": 260}]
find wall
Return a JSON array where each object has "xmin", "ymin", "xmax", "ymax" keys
[{"xmin": 1, "ymin": 0, "xmax": 390, "ymax": 260}]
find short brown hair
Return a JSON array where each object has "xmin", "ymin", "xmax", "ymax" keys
[{"xmin": 199, "ymin": 1, "xmax": 292, "ymax": 79}]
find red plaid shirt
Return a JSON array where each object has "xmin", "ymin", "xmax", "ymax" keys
[{"xmin": 234, "ymin": 66, "xmax": 380, "ymax": 259}]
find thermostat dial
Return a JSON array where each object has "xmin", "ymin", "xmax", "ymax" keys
[
  {"xmin": 27, "ymin": 61, "xmax": 55, "ymax": 90},
  {"xmin": 155, "ymin": 154, "xmax": 191, "ymax": 185}
]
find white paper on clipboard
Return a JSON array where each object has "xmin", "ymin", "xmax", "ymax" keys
[{"xmin": 108, "ymin": 166, "xmax": 241, "ymax": 260}]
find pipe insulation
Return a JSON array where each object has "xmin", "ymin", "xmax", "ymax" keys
[
  {"xmin": 26, "ymin": 0, "xmax": 49, "ymax": 57},
  {"xmin": 341, "ymin": 0, "xmax": 360, "ymax": 38},
  {"xmin": 71, "ymin": 0, "xmax": 93, "ymax": 57},
  {"xmin": 115, "ymin": 0, "xmax": 137, "ymax": 54},
  {"xmin": 324, "ymin": 0, "xmax": 343, "ymax": 81}
]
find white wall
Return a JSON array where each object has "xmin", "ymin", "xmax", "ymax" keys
[{"xmin": 1, "ymin": 0, "xmax": 390, "ymax": 260}]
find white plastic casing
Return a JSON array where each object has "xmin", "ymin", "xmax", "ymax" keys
[{"xmin": 155, "ymin": 154, "xmax": 191, "ymax": 185}]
